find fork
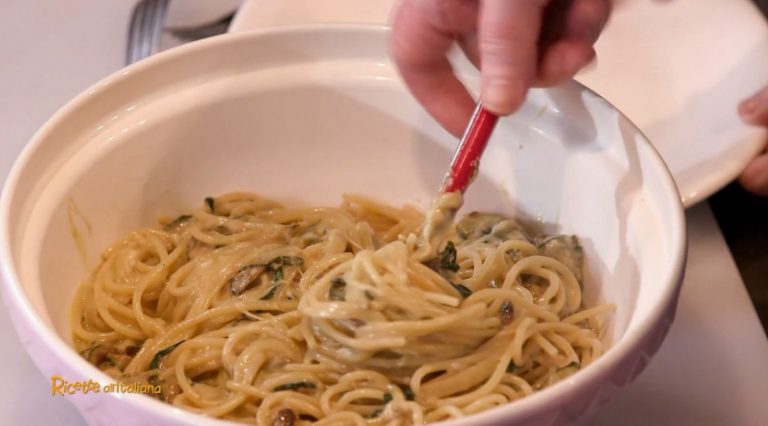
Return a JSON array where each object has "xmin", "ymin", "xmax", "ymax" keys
[
  {"xmin": 168, "ymin": 13, "xmax": 236, "ymax": 42},
  {"xmin": 126, "ymin": 0, "xmax": 170, "ymax": 65}
]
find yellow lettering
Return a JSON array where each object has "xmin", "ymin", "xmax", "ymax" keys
[
  {"xmin": 50, "ymin": 376, "xmax": 66, "ymax": 396},
  {"xmin": 50, "ymin": 377, "xmax": 107, "ymax": 396}
]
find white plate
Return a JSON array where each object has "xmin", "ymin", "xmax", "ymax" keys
[
  {"xmin": 578, "ymin": 0, "xmax": 768, "ymax": 206},
  {"xmin": 232, "ymin": 0, "xmax": 768, "ymax": 207}
]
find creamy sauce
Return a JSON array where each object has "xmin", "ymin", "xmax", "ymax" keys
[{"xmin": 416, "ymin": 191, "xmax": 463, "ymax": 261}]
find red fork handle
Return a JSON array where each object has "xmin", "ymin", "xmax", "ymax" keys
[{"xmin": 441, "ymin": 104, "xmax": 499, "ymax": 194}]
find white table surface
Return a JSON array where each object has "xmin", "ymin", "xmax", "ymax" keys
[{"xmin": 1, "ymin": 1, "xmax": 767, "ymax": 425}]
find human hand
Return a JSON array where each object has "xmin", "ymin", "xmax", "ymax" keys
[
  {"xmin": 390, "ymin": 0, "xmax": 611, "ymax": 137},
  {"xmin": 738, "ymin": 86, "xmax": 768, "ymax": 196}
]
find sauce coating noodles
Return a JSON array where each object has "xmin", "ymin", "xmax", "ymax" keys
[{"xmin": 72, "ymin": 192, "xmax": 613, "ymax": 425}]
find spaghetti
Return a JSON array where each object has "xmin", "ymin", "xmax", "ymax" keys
[{"xmin": 72, "ymin": 192, "xmax": 613, "ymax": 425}]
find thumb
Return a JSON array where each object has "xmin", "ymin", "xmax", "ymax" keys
[
  {"xmin": 479, "ymin": 0, "xmax": 548, "ymax": 115},
  {"xmin": 739, "ymin": 84, "xmax": 768, "ymax": 125},
  {"xmin": 739, "ymin": 152, "xmax": 768, "ymax": 196}
]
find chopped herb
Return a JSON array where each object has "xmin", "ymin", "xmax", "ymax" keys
[
  {"xmin": 455, "ymin": 212, "xmax": 507, "ymax": 240},
  {"xmin": 268, "ymin": 256, "xmax": 304, "ymax": 268},
  {"xmin": 345, "ymin": 318, "xmax": 366, "ymax": 328},
  {"xmin": 273, "ymin": 380, "xmax": 316, "ymax": 392},
  {"xmin": 457, "ymin": 229, "xmax": 469, "ymax": 240},
  {"xmin": 537, "ymin": 235, "xmax": 584, "ymax": 282},
  {"xmin": 423, "ymin": 370, "xmax": 445, "ymax": 382},
  {"xmin": 214, "ymin": 225, "xmax": 231, "ymax": 235},
  {"xmin": 499, "ymin": 301, "xmax": 514, "ymax": 325},
  {"xmin": 273, "ymin": 408, "xmax": 296, "ymax": 426},
  {"xmin": 506, "ymin": 361, "xmax": 518, "ymax": 373},
  {"xmin": 403, "ymin": 387, "xmax": 415, "ymax": 401},
  {"xmin": 229, "ymin": 264, "xmax": 266, "ymax": 295},
  {"xmin": 149, "ymin": 340, "xmax": 185, "ymax": 370},
  {"xmin": 204, "ymin": 197, "xmax": 215, "ymax": 213},
  {"xmin": 125, "ymin": 345, "xmax": 141, "ymax": 357},
  {"xmin": 383, "ymin": 392, "xmax": 393, "ymax": 403},
  {"xmin": 230, "ymin": 257, "xmax": 301, "ymax": 296},
  {"xmin": 163, "ymin": 215, "xmax": 192, "ymax": 230},
  {"xmin": 82, "ymin": 344, "xmax": 120, "ymax": 366},
  {"xmin": 81, "ymin": 343, "xmax": 101, "ymax": 360},
  {"xmin": 261, "ymin": 285, "xmax": 279, "ymax": 300},
  {"xmin": 451, "ymin": 283, "xmax": 472, "ymax": 298},
  {"xmin": 364, "ymin": 290, "xmax": 375, "ymax": 300},
  {"xmin": 329, "ymin": 277, "xmax": 346, "ymax": 301},
  {"xmin": 438, "ymin": 241, "xmax": 460, "ymax": 272},
  {"xmin": 506, "ymin": 249, "xmax": 524, "ymax": 262}
]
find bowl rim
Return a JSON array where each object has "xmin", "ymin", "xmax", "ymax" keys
[{"xmin": 0, "ymin": 23, "xmax": 687, "ymax": 425}]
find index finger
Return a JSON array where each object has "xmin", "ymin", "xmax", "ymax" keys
[
  {"xmin": 389, "ymin": 0, "xmax": 477, "ymax": 137},
  {"xmin": 479, "ymin": 0, "xmax": 548, "ymax": 115}
]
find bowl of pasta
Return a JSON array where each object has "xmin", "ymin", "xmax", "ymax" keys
[{"xmin": 0, "ymin": 25, "xmax": 686, "ymax": 426}]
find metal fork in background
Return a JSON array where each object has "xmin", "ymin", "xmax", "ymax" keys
[
  {"xmin": 126, "ymin": 0, "xmax": 236, "ymax": 65},
  {"xmin": 169, "ymin": 13, "xmax": 236, "ymax": 42},
  {"xmin": 126, "ymin": 0, "xmax": 170, "ymax": 65}
]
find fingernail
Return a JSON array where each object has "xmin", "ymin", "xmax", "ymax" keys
[
  {"xmin": 739, "ymin": 154, "xmax": 768, "ymax": 196},
  {"xmin": 482, "ymin": 79, "xmax": 524, "ymax": 115},
  {"xmin": 739, "ymin": 98, "xmax": 758, "ymax": 119},
  {"xmin": 569, "ymin": 49, "xmax": 596, "ymax": 75},
  {"xmin": 578, "ymin": 55, "xmax": 599, "ymax": 74}
]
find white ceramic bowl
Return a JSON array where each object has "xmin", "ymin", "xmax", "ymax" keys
[{"xmin": 0, "ymin": 26, "xmax": 686, "ymax": 426}]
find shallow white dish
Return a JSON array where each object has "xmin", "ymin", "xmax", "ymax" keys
[
  {"xmin": 577, "ymin": 0, "xmax": 768, "ymax": 206},
  {"xmin": 0, "ymin": 26, "xmax": 685, "ymax": 425},
  {"xmin": 233, "ymin": 0, "xmax": 768, "ymax": 207}
]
